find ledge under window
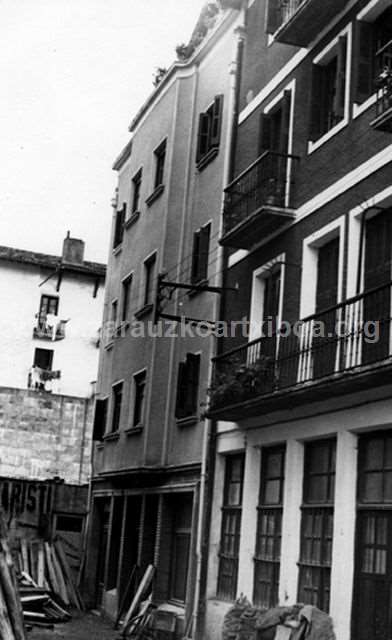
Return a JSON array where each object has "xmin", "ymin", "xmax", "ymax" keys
[
  {"xmin": 134, "ymin": 303, "xmax": 153, "ymax": 319},
  {"xmin": 125, "ymin": 211, "xmax": 141, "ymax": 229},
  {"xmin": 96, "ymin": 442, "xmax": 105, "ymax": 450},
  {"xmin": 176, "ymin": 415, "xmax": 198, "ymax": 427},
  {"xmin": 197, "ymin": 147, "xmax": 219, "ymax": 171},
  {"xmin": 115, "ymin": 321, "xmax": 130, "ymax": 337},
  {"xmin": 146, "ymin": 184, "xmax": 165, "ymax": 207},
  {"xmin": 113, "ymin": 244, "xmax": 123, "ymax": 256},
  {"xmin": 105, "ymin": 340, "xmax": 114, "ymax": 351},
  {"xmin": 307, "ymin": 117, "xmax": 348, "ymax": 155},
  {"xmin": 103, "ymin": 431, "xmax": 120, "ymax": 442},
  {"xmin": 124, "ymin": 425, "xmax": 143, "ymax": 436}
]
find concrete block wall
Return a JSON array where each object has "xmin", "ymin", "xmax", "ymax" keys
[{"xmin": 0, "ymin": 386, "xmax": 93, "ymax": 484}]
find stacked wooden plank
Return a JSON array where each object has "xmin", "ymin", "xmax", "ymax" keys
[
  {"xmin": 14, "ymin": 538, "xmax": 83, "ymax": 612},
  {"xmin": 0, "ymin": 515, "xmax": 26, "ymax": 640}
]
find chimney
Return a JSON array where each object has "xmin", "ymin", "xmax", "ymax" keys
[{"xmin": 62, "ymin": 231, "xmax": 85, "ymax": 264}]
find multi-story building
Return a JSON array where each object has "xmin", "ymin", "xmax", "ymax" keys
[
  {"xmin": 0, "ymin": 233, "xmax": 105, "ymax": 550},
  {"xmin": 85, "ymin": 2, "xmax": 243, "ymax": 632},
  {"xmin": 204, "ymin": 1, "xmax": 392, "ymax": 640}
]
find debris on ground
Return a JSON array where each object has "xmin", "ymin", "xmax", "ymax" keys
[{"xmin": 222, "ymin": 596, "xmax": 336, "ymax": 640}]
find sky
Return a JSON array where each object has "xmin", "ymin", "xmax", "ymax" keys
[{"xmin": 0, "ymin": 0, "xmax": 207, "ymax": 263}]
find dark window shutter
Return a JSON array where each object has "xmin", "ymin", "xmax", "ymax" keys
[
  {"xmin": 334, "ymin": 36, "xmax": 347, "ymax": 119},
  {"xmin": 175, "ymin": 362, "xmax": 187, "ymax": 419},
  {"xmin": 199, "ymin": 225, "xmax": 211, "ymax": 281},
  {"xmin": 309, "ymin": 64, "xmax": 324, "ymax": 141},
  {"xmin": 365, "ymin": 211, "xmax": 392, "ymax": 290},
  {"xmin": 185, "ymin": 353, "xmax": 200, "ymax": 416},
  {"xmin": 191, "ymin": 231, "xmax": 201, "ymax": 284},
  {"xmin": 279, "ymin": 90, "xmax": 291, "ymax": 155},
  {"xmin": 353, "ymin": 21, "xmax": 374, "ymax": 105},
  {"xmin": 196, "ymin": 113, "xmax": 210, "ymax": 163},
  {"xmin": 266, "ymin": 0, "xmax": 279, "ymax": 34},
  {"xmin": 210, "ymin": 95, "xmax": 224, "ymax": 148},
  {"xmin": 259, "ymin": 113, "xmax": 272, "ymax": 154},
  {"xmin": 93, "ymin": 399, "xmax": 108, "ymax": 441}
]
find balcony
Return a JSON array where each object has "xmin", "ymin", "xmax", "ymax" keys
[
  {"xmin": 208, "ymin": 281, "xmax": 392, "ymax": 420},
  {"xmin": 220, "ymin": 151, "xmax": 298, "ymax": 249},
  {"xmin": 28, "ymin": 366, "xmax": 61, "ymax": 393},
  {"xmin": 267, "ymin": 0, "xmax": 349, "ymax": 47},
  {"xmin": 370, "ymin": 40, "xmax": 392, "ymax": 133},
  {"xmin": 33, "ymin": 314, "xmax": 66, "ymax": 341}
]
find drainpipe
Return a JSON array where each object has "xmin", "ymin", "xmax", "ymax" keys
[{"xmin": 193, "ymin": 7, "xmax": 247, "ymax": 639}]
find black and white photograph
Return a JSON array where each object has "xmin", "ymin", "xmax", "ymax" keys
[{"xmin": 1, "ymin": 1, "xmax": 392, "ymax": 639}]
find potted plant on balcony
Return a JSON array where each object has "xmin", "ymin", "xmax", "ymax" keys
[{"xmin": 208, "ymin": 354, "xmax": 275, "ymax": 410}]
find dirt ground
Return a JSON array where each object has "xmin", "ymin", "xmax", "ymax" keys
[{"xmin": 28, "ymin": 610, "xmax": 120, "ymax": 640}]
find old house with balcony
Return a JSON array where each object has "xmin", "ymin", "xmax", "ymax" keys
[
  {"xmin": 84, "ymin": 2, "xmax": 244, "ymax": 633},
  {"xmin": 204, "ymin": 1, "xmax": 392, "ymax": 640},
  {"xmin": 0, "ymin": 233, "xmax": 105, "ymax": 549}
]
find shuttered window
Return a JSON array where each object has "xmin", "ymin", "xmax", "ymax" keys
[
  {"xmin": 217, "ymin": 454, "xmax": 245, "ymax": 601},
  {"xmin": 309, "ymin": 36, "xmax": 347, "ymax": 141},
  {"xmin": 175, "ymin": 353, "xmax": 200, "ymax": 420},
  {"xmin": 191, "ymin": 224, "xmax": 211, "ymax": 284},
  {"xmin": 196, "ymin": 95, "xmax": 224, "ymax": 166}
]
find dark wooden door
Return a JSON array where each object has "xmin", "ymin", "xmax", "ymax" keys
[
  {"xmin": 312, "ymin": 237, "xmax": 340, "ymax": 378},
  {"xmin": 363, "ymin": 211, "xmax": 392, "ymax": 364},
  {"xmin": 354, "ymin": 511, "xmax": 392, "ymax": 640}
]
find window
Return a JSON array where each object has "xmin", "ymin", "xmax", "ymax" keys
[
  {"xmin": 109, "ymin": 299, "xmax": 118, "ymax": 339},
  {"xmin": 154, "ymin": 140, "xmax": 166, "ymax": 189},
  {"xmin": 191, "ymin": 224, "xmax": 210, "ymax": 285},
  {"xmin": 175, "ymin": 353, "xmax": 201, "ymax": 420},
  {"xmin": 143, "ymin": 254, "xmax": 156, "ymax": 307},
  {"xmin": 93, "ymin": 398, "xmax": 108, "ymax": 441},
  {"xmin": 354, "ymin": 8, "xmax": 392, "ymax": 105},
  {"xmin": 33, "ymin": 348, "xmax": 53, "ymax": 371},
  {"xmin": 259, "ymin": 90, "xmax": 291, "ymax": 155},
  {"xmin": 352, "ymin": 432, "xmax": 392, "ymax": 640},
  {"xmin": 131, "ymin": 169, "xmax": 142, "ymax": 214},
  {"xmin": 217, "ymin": 454, "xmax": 245, "ymax": 601},
  {"xmin": 254, "ymin": 446, "xmax": 285, "ymax": 608},
  {"xmin": 133, "ymin": 370, "xmax": 146, "ymax": 427},
  {"xmin": 39, "ymin": 295, "xmax": 59, "ymax": 317},
  {"xmin": 110, "ymin": 382, "xmax": 123, "ymax": 433},
  {"xmin": 113, "ymin": 203, "xmax": 126, "ymax": 248},
  {"xmin": 298, "ymin": 439, "xmax": 336, "ymax": 612},
  {"xmin": 121, "ymin": 275, "xmax": 132, "ymax": 323},
  {"xmin": 310, "ymin": 35, "xmax": 348, "ymax": 141},
  {"xmin": 169, "ymin": 494, "xmax": 193, "ymax": 602},
  {"xmin": 196, "ymin": 95, "xmax": 224, "ymax": 167}
]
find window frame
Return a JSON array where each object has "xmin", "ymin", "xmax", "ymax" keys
[
  {"xmin": 33, "ymin": 347, "xmax": 54, "ymax": 371},
  {"xmin": 308, "ymin": 24, "xmax": 352, "ymax": 154},
  {"xmin": 121, "ymin": 273, "xmax": 133, "ymax": 324},
  {"xmin": 93, "ymin": 397, "xmax": 109, "ymax": 441},
  {"xmin": 154, "ymin": 139, "xmax": 167, "ymax": 190},
  {"xmin": 131, "ymin": 168, "xmax": 143, "ymax": 214},
  {"xmin": 196, "ymin": 95, "xmax": 224, "ymax": 169},
  {"xmin": 132, "ymin": 369, "xmax": 147, "ymax": 428},
  {"xmin": 143, "ymin": 253, "xmax": 157, "ymax": 308},
  {"xmin": 217, "ymin": 453, "xmax": 245, "ymax": 601},
  {"xmin": 113, "ymin": 203, "xmax": 126, "ymax": 249},
  {"xmin": 253, "ymin": 445, "xmax": 286, "ymax": 609},
  {"xmin": 191, "ymin": 223, "xmax": 211, "ymax": 286},
  {"xmin": 110, "ymin": 381, "xmax": 124, "ymax": 434},
  {"xmin": 297, "ymin": 438, "xmax": 336, "ymax": 613},
  {"xmin": 175, "ymin": 352, "xmax": 201, "ymax": 421}
]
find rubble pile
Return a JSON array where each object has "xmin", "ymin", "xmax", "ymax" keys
[{"xmin": 222, "ymin": 597, "xmax": 336, "ymax": 640}]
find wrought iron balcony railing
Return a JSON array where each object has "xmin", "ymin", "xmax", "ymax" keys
[
  {"xmin": 372, "ymin": 40, "xmax": 392, "ymax": 132},
  {"xmin": 221, "ymin": 151, "xmax": 298, "ymax": 248},
  {"xmin": 209, "ymin": 281, "xmax": 392, "ymax": 415}
]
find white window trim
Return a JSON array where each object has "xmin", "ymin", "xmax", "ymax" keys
[
  {"xmin": 300, "ymin": 216, "xmax": 345, "ymax": 319},
  {"xmin": 249, "ymin": 253, "xmax": 286, "ymax": 342},
  {"xmin": 308, "ymin": 23, "xmax": 352, "ymax": 155},
  {"xmin": 353, "ymin": 92, "xmax": 377, "ymax": 118},
  {"xmin": 264, "ymin": 79, "xmax": 296, "ymax": 208},
  {"xmin": 347, "ymin": 187, "xmax": 392, "ymax": 298}
]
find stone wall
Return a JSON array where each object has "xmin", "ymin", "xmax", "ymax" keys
[{"xmin": 0, "ymin": 386, "xmax": 93, "ymax": 484}]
